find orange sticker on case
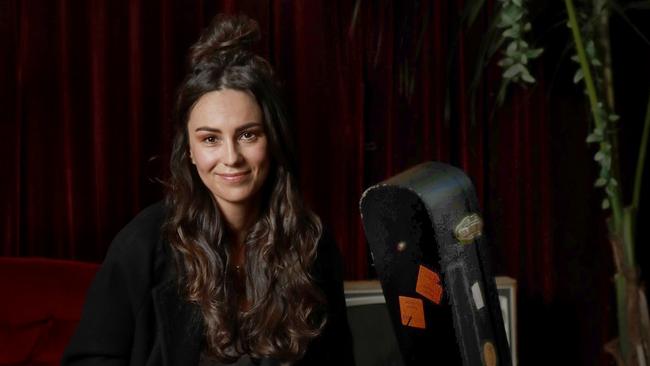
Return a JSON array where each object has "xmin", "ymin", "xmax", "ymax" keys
[
  {"xmin": 416, "ymin": 265, "xmax": 443, "ymax": 304},
  {"xmin": 399, "ymin": 296, "xmax": 425, "ymax": 329}
]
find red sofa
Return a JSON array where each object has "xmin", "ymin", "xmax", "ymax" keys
[{"xmin": 0, "ymin": 257, "xmax": 99, "ymax": 366}]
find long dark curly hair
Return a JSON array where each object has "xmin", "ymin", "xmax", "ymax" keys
[{"xmin": 162, "ymin": 13, "xmax": 325, "ymax": 363}]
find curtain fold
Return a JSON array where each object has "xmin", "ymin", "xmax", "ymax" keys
[
  {"xmin": 1, "ymin": 0, "xmax": 557, "ymax": 284},
  {"xmin": 1, "ymin": 2, "xmax": 618, "ymax": 363},
  {"xmin": 2, "ymin": 0, "xmax": 556, "ymax": 278},
  {"xmin": 1, "ymin": 0, "xmax": 20, "ymax": 256}
]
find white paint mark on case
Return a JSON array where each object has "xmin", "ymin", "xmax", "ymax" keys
[{"xmin": 472, "ymin": 282, "xmax": 485, "ymax": 310}]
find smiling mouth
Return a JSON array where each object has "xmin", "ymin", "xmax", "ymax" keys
[{"xmin": 217, "ymin": 171, "xmax": 251, "ymax": 182}]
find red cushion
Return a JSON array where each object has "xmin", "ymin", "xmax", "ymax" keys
[
  {"xmin": 31, "ymin": 319, "xmax": 79, "ymax": 364},
  {"xmin": 0, "ymin": 257, "xmax": 99, "ymax": 365},
  {"xmin": 0, "ymin": 318, "xmax": 51, "ymax": 364}
]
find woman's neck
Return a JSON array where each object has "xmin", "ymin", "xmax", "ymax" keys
[
  {"xmin": 219, "ymin": 200, "xmax": 256, "ymax": 311},
  {"xmin": 219, "ymin": 200, "xmax": 260, "ymax": 246}
]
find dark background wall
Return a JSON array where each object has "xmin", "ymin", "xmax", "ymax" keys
[{"xmin": 2, "ymin": 1, "xmax": 649, "ymax": 364}]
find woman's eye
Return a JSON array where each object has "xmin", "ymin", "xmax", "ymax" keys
[
  {"xmin": 240, "ymin": 131, "xmax": 257, "ymax": 141},
  {"xmin": 203, "ymin": 136, "xmax": 220, "ymax": 144}
]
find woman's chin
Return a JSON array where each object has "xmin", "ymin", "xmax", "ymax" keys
[{"xmin": 212, "ymin": 189, "xmax": 260, "ymax": 207}]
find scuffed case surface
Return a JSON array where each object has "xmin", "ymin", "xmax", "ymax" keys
[{"xmin": 360, "ymin": 162, "xmax": 511, "ymax": 366}]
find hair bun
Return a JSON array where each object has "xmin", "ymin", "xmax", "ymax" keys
[{"xmin": 189, "ymin": 14, "xmax": 261, "ymax": 70}]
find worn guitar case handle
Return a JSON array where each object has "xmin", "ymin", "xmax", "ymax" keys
[{"xmin": 359, "ymin": 162, "xmax": 511, "ymax": 366}]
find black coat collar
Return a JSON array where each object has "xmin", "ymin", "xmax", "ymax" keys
[
  {"xmin": 150, "ymin": 236, "xmax": 282, "ymax": 366},
  {"xmin": 151, "ymin": 280, "xmax": 282, "ymax": 366},
  {"xmin": 151, "ymin": 233, "xmax": 204, "ymax": 366},
  {"xmin": 152, "ymin": 277, "xmax": 203, "ymax": 366}
]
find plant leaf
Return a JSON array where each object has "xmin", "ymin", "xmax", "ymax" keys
[
  {"xmin": 348, "ymin": 0, "xmax": 361, "ymax": 37},
  {"xmin": 527, "ymin": 48, "xmax": 543, "ymax": 58},
  {"xmin": 602, "ymin": 198, "xmax": 610, "ymax": 210},
  {"xmin": 503, "ymin": 27, "xmax": 520, "ymax": 38},
  {"xmin": 462, "ymin": 0, "xmax": 487, "ymax": 28},
  {"xmin": 626, "ymin": 1, "xmax": 650, "ymax": 10},
  {"xmin": 594, "ymin": 126, "xmax": 604, "ymax": 136},
  {"xmin": 506, "ymin": 41, "xmax": 518, "ymax": 55},
  {"xmin": 586, "ymin": 133, "xmax": 602, "ymax": 143},
  {"xmin": 602, "ymin": 155, "xmax": 612, "ymax": 170},
  {"xmin": 498, "ymin": 57, "xmax": 515, "ymax": 67},
  {"xmin": 501, "ymin": 12, "xmax": 514, "ymax": 27},
  {"xmin": 611, "ymin": 1, "xmax": 650, "ymax": 47},
  {"xmin": 602, "ymin": 142, "xmax": 612, "ymax": 152},
  {"xmin": 521, "ymin": 70, "xmax": 536, "ymax": 83},
  {"xmin": 586, "ymin": 40, "xmax": 596, "ymax": 58},
  {"xmin": 595, "ymin": 177, "xmax": 607, "ymax": 187},
  {"xmin": 573, "ymin": 68, "xmax": 584, "ymax": 84},
  {"xmin": 503, "ymin": 63, "xmax": 525, "ymax": 79}
]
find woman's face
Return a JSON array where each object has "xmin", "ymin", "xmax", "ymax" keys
[{"xmin": 187, "ymin": 89, "xmax": 270, "ymax": 211}]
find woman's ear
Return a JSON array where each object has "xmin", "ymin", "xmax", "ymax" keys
[{"xmin": 189, "ymin": 150, "xmax": 195, "ymax": 165}]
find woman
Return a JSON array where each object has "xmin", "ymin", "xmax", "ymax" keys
[{"xmin": 63, "ymin": 14, "xmax": 355, "ymax": 366}]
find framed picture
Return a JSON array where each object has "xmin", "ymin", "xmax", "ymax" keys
[
  {"xmin": 495, "ymin": 276, "xmax": 517, "ymax": 365},
  {"xmin": 344, "ymin": 277, "xmax": 517, "ymax": 366}
]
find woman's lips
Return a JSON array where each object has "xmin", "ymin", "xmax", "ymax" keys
[{"xmin": 216, "ymin": 171, "xmax": 250, "ymax": 183}]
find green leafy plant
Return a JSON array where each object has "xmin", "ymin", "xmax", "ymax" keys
[
  {"xmin": 564, "ymin": 0, "xmax": 650, "ymax": 363},
  {"xmin": 349, "ymin": 1, "xmax": 650, "ymax": 363},
  {"xmin": 464, "ymin": 0, "xmax": 650, "ymax": 363},
  {"xmin": 462, "ymin": 0, "xmax": 543, "ymax": 108},
  {"xmin": 496, "ymin": 0, "xmax": 543, "ymax": 85}
]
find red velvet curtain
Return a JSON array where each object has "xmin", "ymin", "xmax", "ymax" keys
[{"xmin": 2, "ymin": 1, "xmax": 627, "ymax": 364}]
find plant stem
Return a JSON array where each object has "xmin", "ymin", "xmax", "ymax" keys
[
  {"xmin": 615, "ymin": 272, "xmax": 631, "ymax": 364},
  {"xmin": 565, "ymin": 0, "xmax": 623, "ymax": 229},
  {"xmin": 595, "ymin": 0, "xmax": 615, "ymax": 110},
  {"xmin": 595, "ymin": 0, "xmax": 624, "ymax": 211},
  {"xmin": 633, "ymin": 94, "xmax": 650, "ymax": 210},
  {"xmin": 623, "ymin": 207, "xmax": 636, "ymax": 270},
  {"xmin": 565, "ymin": 0, "xmax": 602, "ymax": 129}
]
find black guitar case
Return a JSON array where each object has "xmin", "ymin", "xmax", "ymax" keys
[{"xmin": 359, "ymin": 162, "xmax": 511, "ymax": 366}]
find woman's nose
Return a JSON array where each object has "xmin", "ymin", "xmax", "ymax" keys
[{"xmin": 223, "ymin": 140, "xmax": 243, "ymax": 166}]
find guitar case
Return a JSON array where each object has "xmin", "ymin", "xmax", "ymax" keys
[{"xmin": 359, "ymin": 162, "xmax": 511, "ymax": 366}]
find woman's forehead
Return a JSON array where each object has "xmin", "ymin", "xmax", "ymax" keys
[{"xmin": 188, "ymin": 89, "xmax": 262, "ymax": 132}]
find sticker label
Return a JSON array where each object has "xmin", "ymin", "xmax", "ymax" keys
[
  {"xmin": 416, "ymin": 265, "xmax": 443, "ymax": 304},
  {"xmin": 483, "ymin": 341, "xmax": 497, "ymax": 366},
  {"xmin": 454, "ymin": 213, "xmax": 483, "ymax": 244},
  {"xmin": 471, "ymin": 282, "xmax": 485, "ymax": 310},
  {"xmin": 399, "ymin": 296, "xmax": 425, "ymax": 329}
]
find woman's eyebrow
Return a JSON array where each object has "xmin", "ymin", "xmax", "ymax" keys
[
  {"xmin": 194, "ymin": 122, "xmax": 262, "ymax": 133},
  {"xmin": 234, "ymin": 122, "xmax": 263, "ymax": 133}
]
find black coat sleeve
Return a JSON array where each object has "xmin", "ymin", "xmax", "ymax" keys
[
  {"xmin": 62, "ymin": 205, "xmax": 163, "ymax": 366},
  {"xmin": 298, "ymin": 228, "xmax": 356, "ymax": 366}
]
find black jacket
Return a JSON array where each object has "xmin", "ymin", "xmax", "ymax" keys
[{"xmin": 62, "ymin": 202, "xmax": 355, "ymax": 366}]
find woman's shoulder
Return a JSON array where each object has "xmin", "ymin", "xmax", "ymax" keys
[
  {"xmin": 105, "ymin": 201, "xmax": 169, "ymax": 265},
  {"xmin": 315, "ymin": 226, "xmax": 337, "ymax": 256},
  {"xmin": 311, "ymin": 225, "xmax": 344, "ymax": 284}
]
